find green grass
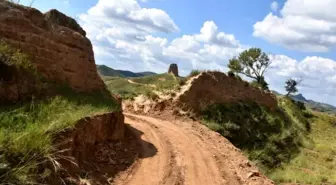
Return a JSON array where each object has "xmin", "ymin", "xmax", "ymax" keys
[
  {"xmin": 104, "ymin": 77, "xmax": 154, "ymax": 100},
  {"xmin": 131, "ymin": 73, "xmax": 183, "ymax": 91},
  {"xmin": 202, "ymin": 97, "xmax": 310, "ymax": 170},
  {"xmin": 104, "ymin": 73, "xmax": 183, "ymax": 100},
  {"xmin": 0, "ymin": 41, "xmax": 36, "ymax": 74},
  {"xmin": 0, "ymin": 39, "xmax": 120, "ymax": 184},
  {"xmin": 202, "ymin": 96, "xmax": 336, "ymax": 184},
  {"xmin": 268, "ymin": 111, "xmax": 336, "ymax": 184},
  {"xmin": 0, "ymin": 87, "xmax": 119, "ymax": 184},
  {"xmin": 188, "ymin": 70, "xmax": 201, "ymax": 78}
]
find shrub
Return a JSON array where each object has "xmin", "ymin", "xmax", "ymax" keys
[
  {"xmin": 201, "ymin": 100, "xmax": 307, "ymax": 168},
  {"xmin": 145, "ymin": 91, "xmax": 159, "ymax": 101},
  {"xmin": 235, "ymin": 75, "xmax": 242, "ymax": 81},
  {"xmin": 188, "ymin": 70, "xmax": 201, "ymax": 78},
  {"xmin": 0, "ymin": 88, "xmax": 118, "ymax": 184},
  {"xmin": 228, "ymin": 71, "xmax": 235, "ymax": 77},
  {"xmin": 179, "ymin": 79, "xmax": 186, "ymax": 86},
  {"xmin": 290, "ymin": 99, "xmax": 306, "ymax": 111}
]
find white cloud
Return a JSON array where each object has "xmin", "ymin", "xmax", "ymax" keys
[
  {"xmin": 254, "ymin": 0, "xmax": 336, "ymax": 52},
  {"xmin": 195, "ymin": 21, "xmax": 240, "ymax": 47},
  {"xmin": 79, "ymin": 0, "xmax": 244, "ymax": 74},
  {"xmin": 79, "ymin": 0, "xmax": 336, "ymax": 106},
  {"xmin": 266, "ymin": 55, "xmax": 336, "ymax": 105},
  {"xmin": 271, "ymin": 1, "xmax": 278, "ymax": 12},
  {"xmin": 80, "ymin": 0, "xmax": 179, "ymax": 34}
]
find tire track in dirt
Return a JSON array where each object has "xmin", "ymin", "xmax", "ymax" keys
[
  {"xmin": 113, "ymin": 115, "xmax": 184, "ymax": 185},
  {"xmin": 114, "ymin": 113, "xmax": 274, "ymax": 185}
]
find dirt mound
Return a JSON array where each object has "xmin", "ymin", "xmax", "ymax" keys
[
  {"xmin": 0, "ymin": 1, "xmax": 105, "ymax": 95},
  {"xmin": 124, "ymin": 71, "xmax": 277, "ymax": 116},
  {"xmin": 176, "ymin": 71, "xmax": 278, "ymax": 114}
]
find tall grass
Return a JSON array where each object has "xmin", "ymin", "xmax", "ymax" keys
[
  {"xmin": 201, "ymin": 97, "xmax": 309, "ymax": 170},
  {"xmin": 188, "ymin": 70, "xmax": 201, "ymax": 78},
  {"xmin": 0, "ymin": 87, "xmax": 119, "ymax": 184},
  {"xmin": 268, "ymin": 111, "xmax": 336, "ymax": 184}
]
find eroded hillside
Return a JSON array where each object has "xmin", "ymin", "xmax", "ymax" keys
[{"xmin": 0, "ymin": 1, "xmax": 123, "ymax": 184}]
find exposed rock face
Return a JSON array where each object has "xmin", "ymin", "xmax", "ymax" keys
[
  {"xmin": 177, "ymin": 71, "xmax": 278, "ymax": 114},
  {"xmin": 55, "ymin": 111, "xmax": 125, "ymax": 173},
  {"xmin": 168, "ymin": 63, "xmax": 179, "ymax": 77},
  {"xmin": 0, "ymin": 1, "xmax": 105, "ymax": 92}
]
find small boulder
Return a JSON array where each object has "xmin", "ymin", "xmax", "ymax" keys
[{"xmin": 168, "ymin": 63, "xmax": 179, "ymax": 77}]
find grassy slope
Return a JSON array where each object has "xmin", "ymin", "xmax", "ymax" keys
[
  {"xmin": 202, "ymin": 98, "xmax": 309, "ymax": 169},
  {"xmin": 97, "ymin": 65, "xmax": 156, "ymax": 78},
  {"xmin": 104, "ymin": 73, "xmax": 183, "ymax": 99},
  {"xmin": 0, "ymin": 43, "xmax": 119, "ymax": 184},
  {"xmin": 202, "ymin": 96, "xmax": 336, "ymax": 184},
  {"xmin": 0, "ymin": 88, "xmax": 119, "ymax": 184},
  {"xmin": 269, "ymin": 111, "xmax": 336, "ymax": 184}
]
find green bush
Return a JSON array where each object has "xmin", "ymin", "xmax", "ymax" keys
[
  {"xmin": 179, "ymin": 79, "xmax": 187, "ymax": 86},
  {"xmin": 145, "ymin": 91, "xmax": 159, "ymax": 101},
  {"xmin": 290, "ymin": 99, "xmax": 306, "ymax": 110},
  {"xmin": 201, "ymin": 99, "xmax": 308, "ymax": 169},
  {"xmin": 0, "ymin": 86, "xmax": 118, "ymax": 184},
  {"xmin": 228, "ymin": 71, "xmax": 235, "ymax": 77},
  {"xmin": 188, "ymin": 70, "xmax": 201, "ymax": 78}
]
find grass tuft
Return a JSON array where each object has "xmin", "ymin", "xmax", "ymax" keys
[
  {"xmin": 188, "ymin": 70, "xmax": 201, "ymax": 78},
  {"xmin": 0, "ymin": 87, "xmax": 118, "ymax": 184}
]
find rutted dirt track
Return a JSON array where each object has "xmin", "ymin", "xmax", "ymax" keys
[{"xmin": 113, "ymin": 113, "xmax": 274, "ymax": 185}]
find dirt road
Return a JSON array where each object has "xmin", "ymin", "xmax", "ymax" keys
[{"xmin": 113, "ymin": 113, "xmax": 273, "ymax": 185}]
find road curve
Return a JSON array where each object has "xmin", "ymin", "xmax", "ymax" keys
[{"xmin": 113, "ymin": 113, "xmax": 273, "ymax": 185}]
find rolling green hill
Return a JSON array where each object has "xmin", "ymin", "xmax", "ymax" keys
[
  {"xmin": 97, "ymin": 65, "xmax": 156, "ymax": 78},
  {"xmin": 290, "ymin": 94, "xmax": 336, "ymax": 114},
  {"xmin": 272, "ymin": 91, "xmax": 336, "ymax": 114}
]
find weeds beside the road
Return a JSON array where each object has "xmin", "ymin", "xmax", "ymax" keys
[
  {"xmin": 268, "ymin": 111, "xmax": 336, "ymax": 184},
  {"xmin": 202, "ymin": 97, "xmax": 309, "ymax": 169},
  {"xmin": 0, "ymin": 88, "xmax": 118, "ymax": 184},
  {"xmin": 202, "ymin": 96, "xmax": 336, "ymax": 184}
]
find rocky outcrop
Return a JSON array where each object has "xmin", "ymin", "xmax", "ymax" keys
[
  {"xmin": 44, "ymin": 9, "xmax": 86, "ymax": 36},
  {"xmin": 176, "ymin": 71, "xmax": 278, "ymax": 114},
  {"xmin": 0, "ymin": 1, "xmax": 105, "ymax": 92},
  {"xmin": 55, "ymin": 111, "xmax": 125, "ymax": 173},
  {"xmin": 168, "ymin": 63, "xmax": 179, "ymax": 77}
]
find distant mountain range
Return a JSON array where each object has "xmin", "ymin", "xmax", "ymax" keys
[
  {"xmin": 97, "ymin": 65, "xmax": 335, "ymax": 114},
  {"xmin": 97, "ymin": 65, "xmax": 156, "ymax": 78},
  {"xmin": 290, "ymin": 94, "xmax": 336, "ymax": 113},
  {"xmin": 272, "ymin": 91, "xmax": 336, "ymax": 113}
]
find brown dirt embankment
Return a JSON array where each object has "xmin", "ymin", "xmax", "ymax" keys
[
  {"xmin": 176, "ymin": 71, "xmax": 278, "ymax": 114},
  {"xmin": 0, "ymin": 0, "xmax": 105, "ymax": 103}
]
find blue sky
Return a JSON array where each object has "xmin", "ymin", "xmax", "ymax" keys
[{"xmin": 20, "ymin": 0, "xmax": 336, "ymax": 105}]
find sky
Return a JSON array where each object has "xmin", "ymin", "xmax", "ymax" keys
[{"xmin": 19, "ymin": 0, "xmax": 336, "ymax": 106}]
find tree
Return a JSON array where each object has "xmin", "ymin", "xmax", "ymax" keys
[
  {"xmin": 285, "ymin": 78, "xmax": 299, "ymax": 96},
  {"xmin": 228, "ymin": 48, "xmax": 271, "ymax": 89}
]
